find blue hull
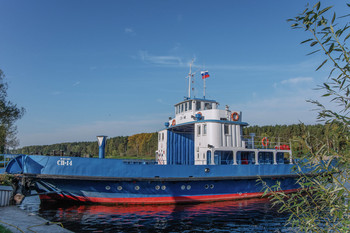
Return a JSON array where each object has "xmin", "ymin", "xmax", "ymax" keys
[
  {"xmin": 37, "ymin": 177, "xmax": 300, "ymax": 204},
  {"xmin": 6, "ymin": 155, "xmax": 306, "ymax": 204}
]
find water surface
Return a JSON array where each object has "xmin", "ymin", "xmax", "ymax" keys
[{"xmin": 20, "ymin": 196, "xmax": 295, "ymax": 232}]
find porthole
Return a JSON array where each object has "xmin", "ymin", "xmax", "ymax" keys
[
  {"xmin": 181, "ymin": 185, "xmax": 186, "ymax": 190},
  {"xmin": 135, "ymin": 186, "xmax": 140, "ymax": 190},
  {"xmin": 205, "ymin": 184, "xmax": 209, "ymax": 189},
  {"xmin": 204, "ymin": 168, "xmax": 210, "ymax": 173},
  {"xmin": 161, "ymin": 185, "xmax": 166, "ymax": 190},
  {"xmin": 117, "ymin": 186, "xmax": 123, "ymax": 191},
  {"xmin": 187, "ymin": 185, "xmax": 191, "ymax": 190},
  {"xmin": 155, "ymin": 185, "xmax": 160, "ymax": 190},
  {"xmin": 210, "ymin": 184, "xmax": 214, "ymax": 189},
  {"xmin": 105, "ymin": 186, "xmax": 111, "ymax": 190}
]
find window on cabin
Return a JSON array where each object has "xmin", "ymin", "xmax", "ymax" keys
[
  {"xmin": 181, "ymin": 104, "xmax": 183, "ymax": 113},
  {"xmin": 189, "ymin": 101, "xmax": 192, "ymax": 110},
  {"xmin": 224, "ymin": 124, "xmax": 229, "ymax": 135},
  {"xmin": 204, "ymin": 102, "xmax": 212, "ymax": 110},
  {"xmin": 196, "ymin": 101, "xmax": 201, "ymax": 111},
  {"xmin": 185, "ymin": 102, "xmax": 188, "ymax": 111},
  {"xmin": 258, "ymin": 152, "xmax": 273, "ymax": 164},
  {"xmin": 158, "ymin": 133, "xmax": 161, "ymax": 141},
  {"xmin": 197, "ymin": 125, "xmax": 201, "ymax": 136},
  {"xmin": 203, "ymin": 124, "xmax": 207, "ymax": 135},
  {"xmin": 162, "ymin": 133, "xmax": 164, "ymax": 141}
]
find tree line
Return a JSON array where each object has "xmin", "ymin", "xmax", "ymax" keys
[
  {"xmin": 12, "ymin": 123, "xmax": 348, "ymax": 159},
  {"xmin": 13, "ymin": 132, "xmax": 158, "ymax": 159},
  {"xmin": 243, "ymin": 122, "xmax": 349, "ymax": 157}
]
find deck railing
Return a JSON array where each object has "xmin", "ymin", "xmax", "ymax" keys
[
  {"xmin": 0, "ymin": 154, "xmax": 19, "ymax": 168},
  {"xmin": 242, "ymin": 135, "xmax": 292, "ymax": 150}
]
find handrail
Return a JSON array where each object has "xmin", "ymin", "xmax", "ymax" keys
[
  {"xmin": 0, "ymin": 154, "xmax": 20, "ymax": 167},
  {"xmin": 242, "ymin": 135, "xmax": 292, "ymax": 150}
]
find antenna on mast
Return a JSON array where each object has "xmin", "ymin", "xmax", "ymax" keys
[{"xmin": 187, "ymin": 59, "xmax": 195, "ymax": 98}]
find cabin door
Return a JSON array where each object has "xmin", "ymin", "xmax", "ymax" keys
[{"xmin": 206, "ymin": 151, "xmax": 211, "ymax": 165}]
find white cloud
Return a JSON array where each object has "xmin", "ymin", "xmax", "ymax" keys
[
  {"xmin": 138, "ymin": 51, "xmax": 183, "ymax": 66},
  {"xmin": 124, "ymin": 28, "xmax": 134, "ymax": 34},
  {"xmin": 208, "ymin": 60, "xmax": 319, "ymax": 72},
  {"xmin": 124, "ymin": 27, "xmax": 136, "ymax": 36},
  {"xmin": 235, "ymin": 93, "xmax": 319, "ymax": 126},
  {"xmin": 170, "ymin": 43, "xmax": 181, "ymax": 52},
  {"xmin": 281, "ymin": 77, "xmax": 313, "ymax": 85},
  {"xmin": 231, "ymin": 83, "xmax": 339, "ymax": 127},
  {"xmin": 51, "ymin": 91, "xmax": 61, "ymax": 95},
  {"xmin": 73, "ymin": 81, "xmax": 80, "ymax": 87}
]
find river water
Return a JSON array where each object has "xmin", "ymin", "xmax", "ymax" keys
[{"xmin": 19, "ymin": 196, "xmax": 295, "ymax": 232}]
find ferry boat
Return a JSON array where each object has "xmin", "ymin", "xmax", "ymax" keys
[{"xmin": 5, "ymin": 64, "xmax": 308, "ymax": 204}]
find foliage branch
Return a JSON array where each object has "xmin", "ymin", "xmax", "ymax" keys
[
  {"xmin": 0, "ymin": 69, "xmax": 25, "ymax": 152},
  {"xmin": 261, "ymin": 2, "xmax": 350, "ymax": 232}
]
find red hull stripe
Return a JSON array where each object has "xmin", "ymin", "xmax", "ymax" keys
[{"xmin": 40, "ymin": 189, "xmax": 300, "ymax": 204}]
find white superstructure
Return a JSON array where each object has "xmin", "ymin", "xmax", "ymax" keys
[{"xmin": 156, "ymin": 65, "xmax": 292, "ymax": 166}]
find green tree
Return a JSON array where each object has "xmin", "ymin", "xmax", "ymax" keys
[
  {"xmin": 263, "ymin": 2, "xmax": 350, "ymax": 232},
  {"xmin": 0, "ymin": 69, "xmax": 25, "ymax": 152}
]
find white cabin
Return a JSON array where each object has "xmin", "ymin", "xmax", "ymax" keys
[
  {"xmin": 156, "ymin": 67, "xmax": 292, "ymax": 166},
  {"xmin": 157, "ymin": 96, "xmax": 251, "ymax": 165}
]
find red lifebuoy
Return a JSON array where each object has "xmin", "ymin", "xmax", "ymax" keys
[
  {"xmin": 231, "ymin": 112, "xmax": 239, "ymax": 121},
  {"xmin": 262, "ymin": 137, "xmax": 269, "ymax": 147},
  {"xmin": 171, "ymin": 119, "xmax": 176, "ymax": 126}
]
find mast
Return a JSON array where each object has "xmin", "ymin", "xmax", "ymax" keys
[
  {"xmin": 201, "ymin": 70, "xmax": 209, "ymax": 99},
  {"xmin": 203, "ymin": 77, "xmax": 206, "ymax": 99},
  {"xmin": 188, "ymin": 59, "xmax": 194, "ymax": 98}
]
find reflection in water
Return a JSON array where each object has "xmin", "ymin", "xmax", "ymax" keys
[{"xmin": 20, "ymin": 196, "xmax": 294, "ymax": 232}]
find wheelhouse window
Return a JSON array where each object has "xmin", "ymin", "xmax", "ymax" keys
[
  {"xmin": 185, "ymin": 102, "xmax": 188, "ymax": 111},
  {"xmin": 189, "ymin": 101, "xmax": 192, "ymax": 110},
  {"xmin": 197, "ymin": 125, "xmax": 201, "ymax": 136},
  {"xmin": 196, "ymin": 101, "xmax": 201, "ymax": 111},
  {"xmin": 181, "ymin": 104, "xmax": 184, "ymax": 113},
  {"xmin": 204, "ymin": 102, "xmax": 212, "ymax": 110}
]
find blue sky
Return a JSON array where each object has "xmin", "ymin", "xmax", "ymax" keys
[{"xmin": 0, "ymin": 0, "xmax": 346, "ymax": 147}]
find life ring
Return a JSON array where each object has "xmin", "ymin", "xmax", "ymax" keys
[
  {"xmin": 171, "ymin": 119, "xmax": 176, "ymax": 126},
  {"xmin": 231, "ymin": 112, "xmax": 239, "ymax": 121},
  {"xmin": 196, "ymin": 112, "xmax": 203, "ymax": 120},
  {"xmin": 262, "ymin": 137, "xmax": 269, "ymax": 147}
]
